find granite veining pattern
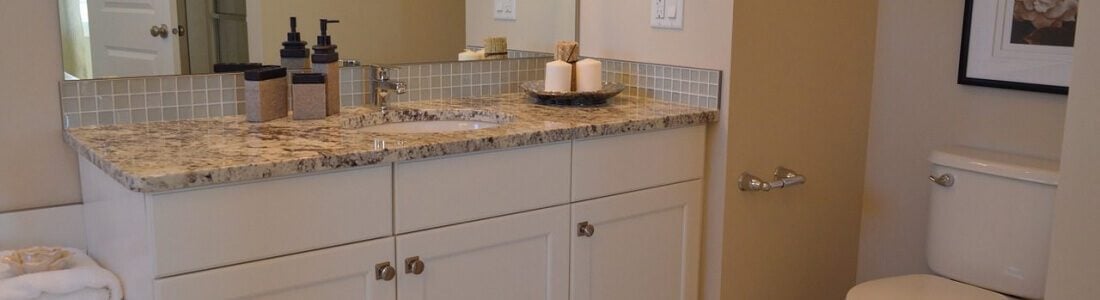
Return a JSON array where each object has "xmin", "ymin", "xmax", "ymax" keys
[{"xmin": 64, "ymin": 94, "xmax": 717, "ymax": 193}]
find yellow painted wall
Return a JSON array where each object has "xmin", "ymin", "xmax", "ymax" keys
[
  {"xmin": 247, "ymin": 0, "xmax": 466, "ymax": 65},
  {"xmin": 723, "ymin": 0, "xmax": 878, "ymax": 298}
]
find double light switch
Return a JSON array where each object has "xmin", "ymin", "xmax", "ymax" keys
[
  {"xmin": 652, "ymin": 0, "xmax": 684, "ymax": 29},
  {"xmin": 495, "ymin": 0, "xmax": 517, "ymax": 21}
]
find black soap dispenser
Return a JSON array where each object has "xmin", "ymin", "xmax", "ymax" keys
[
  {"xmin": 312, "ymin": 19, "xmax": 340, "ymax": 64},
  {"xmin": 311, "ymin": 19, "xmax": 341, "ymax": 116},
  {"xmin": 280, "ymin": 17, "xmax": 310, "ymax": 70}
]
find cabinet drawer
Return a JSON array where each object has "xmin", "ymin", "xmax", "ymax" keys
[
  {"xmin": 394, "ymin": 143, "xmax": 571, "ymax": 233},
  {"xmin": 572, "ymin": 126, "xmax": 706, "ymax": 201},
  {"xmin": 149, "ymin": 166, "xmax": 392, "ymax": 277},
  {"xmin": 155, "ymin": 238, "xmax": 396, "ymax": 300}
]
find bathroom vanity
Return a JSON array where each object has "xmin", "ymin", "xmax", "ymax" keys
[{"xmin": 65, "ymin": 94, "xmax": 715, "ymax": 300}]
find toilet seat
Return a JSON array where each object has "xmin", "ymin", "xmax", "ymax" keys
[{"xmin": 847, "ymin": 274, "xmax": 1016, "ymax": 300}]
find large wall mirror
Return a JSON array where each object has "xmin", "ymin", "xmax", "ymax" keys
[{"xmin": 59, "ymin": 0, "xmax": 577, "ymax": 80}]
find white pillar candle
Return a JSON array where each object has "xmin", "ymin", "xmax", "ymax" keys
[
  {"xmin": 458, "ymin": 50, "xmax": 480, "ymax": 61},
  {"xmin": 545, "ymin": 60, "xmax": 573, "ymax": 92},
  {"xmin": 575, "ymin": 59, "xmax": 603, "ymax": 92}
]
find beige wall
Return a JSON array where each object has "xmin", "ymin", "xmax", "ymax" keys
[
  {"xmin": 247, "ymin": 0, "xmax": 466, "ymax": 65},
  {"xmin": 1044, "ymin": 1, "xmax": 1100, "ymax": 298},
  {"xmin": 723, "ymin": 0, "xmax": 877, "ymax": 298},
  {"xmin": 856, "ymin": 1, "xmax": 1068, "ymax": 282},
  {"xmin": 579, "ymin": 1, "xmax": 732, "ymax": 299},
  {"xmin": 465, "ymin": 0, "xmax": 574, "ymax": 52},
  {"xmin": 0, "ymin": 0, "xmax": 82, "ymax": 213}
]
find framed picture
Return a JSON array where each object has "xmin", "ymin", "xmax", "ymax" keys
[{"xmin": 959, "ymin": 0, "xmax": 1078, "ymax": 94}]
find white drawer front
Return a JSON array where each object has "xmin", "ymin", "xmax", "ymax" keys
[
  {"xmin": 150, "ymin": 166, "xmax": 393, "ymax": 277},
  {"xmin": 394, "ymin": 143, "xmax": 571, "ymax": 233},
  {"xmin": 572, "ymin": 126, "xmax": 706, "ymax": 201},
  {"xmin": 155, "ymin": 238, "xmax": 396, "ymax": 300}
]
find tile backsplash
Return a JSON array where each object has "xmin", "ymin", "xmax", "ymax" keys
[
  {"xmin": 61, "ymin": 73, "xmax": 244, "ymax": 128},
  {"xmin": 61, "ymin": 57, "xmax": 720, "ymax": 128}
]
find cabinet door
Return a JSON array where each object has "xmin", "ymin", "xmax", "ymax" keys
[
  {"xmin": 396, "ymin": 206, "xmax": 570, "ymax": 300},
  {"xmin": 155, "ymin": 238, "xmax": 397, "ymax": 300},
  {"xmin": 571, "ymin": 180, "xmax": 703, "ymax": 300}
]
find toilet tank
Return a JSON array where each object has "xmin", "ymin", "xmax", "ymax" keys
[{"xmin": 927, "ymin": 147, "xmax": 1059, "ymax": 300}]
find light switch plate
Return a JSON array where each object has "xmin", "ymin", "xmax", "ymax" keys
[
  {"xmin": 495, "ymin": 0, "xmax": 517, "ymax": 20},
  {"xmin": 651, "ymin": 0, "xmax": 684, "ymax": 29}
]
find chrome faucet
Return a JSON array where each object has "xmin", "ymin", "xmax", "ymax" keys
[{"xmin": 368, "ymin": 65, "xmax": 408, "ymax": 110}]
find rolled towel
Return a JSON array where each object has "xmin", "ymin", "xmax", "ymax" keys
[
  {"xmin": 555, "ymin": 41, "xmax": 580, "ymax": 63},
  {"xmin": 484, "ymin": 37, "xmax": 508, "ymax": 59},
  {"xmin": 0, "ymin": 248, "xmax": 122, "ymax": 300}
]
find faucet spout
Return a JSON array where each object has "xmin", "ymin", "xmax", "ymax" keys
[{"xmin": 367, "ymin": 65, "xmax": 407, "ymax": 110}]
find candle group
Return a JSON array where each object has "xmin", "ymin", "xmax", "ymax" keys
[
  {"xmin": 545, "ymin": 41, "xmax": 602, "ymax": 93},
  {"xmin": 545, "ymin": 59, "xmax": 602, "ymax": 93}
]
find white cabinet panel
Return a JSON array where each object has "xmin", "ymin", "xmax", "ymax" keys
[
  {"xmin": 571, "ymin": 180, "xmax": 702, "ymax": 300},
  {"xmin": 395, "ymin": 143, "xmax": 571, "ymax": 233},
  {"xmin": 396, "ymin": 206, "xmax": 570, "ymax": 300},
  {"xmin": 572, "ymin": 126, "xmax": 706, "ymax": 201},
  {"xmin": 155, "ymin": 238, "xmax": 396, "ymax": 300},
  {"xmin": 150, "ymin": 166, "xmax": 392, "ymax": 277}
]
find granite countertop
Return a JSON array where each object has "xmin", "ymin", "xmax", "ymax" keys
[{"xmin": 64, "ymin": 94, "xmax": 718, "ymax": 193}]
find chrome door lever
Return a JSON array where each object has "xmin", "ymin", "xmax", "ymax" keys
[{"xmin": 738, "ymin": 167, "xmax": 807, "ymax": 192}]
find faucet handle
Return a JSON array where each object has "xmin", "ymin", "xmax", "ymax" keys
[{"xmin": 367, "ymin": 64, "xmax": 401, "ymax": 80}]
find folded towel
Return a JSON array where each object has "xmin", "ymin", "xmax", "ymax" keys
[{"xmin": 0, "ymin": 248, "xmax": 121, "ymax": 300}]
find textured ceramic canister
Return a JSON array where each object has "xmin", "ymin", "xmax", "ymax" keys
[
  {"xmin": 292, "ymin": 73, "xmax": 328, "ymax": 120},
  {"xmin": 244, "ymin": 66, "xmax": 289, "ymax": 122}
]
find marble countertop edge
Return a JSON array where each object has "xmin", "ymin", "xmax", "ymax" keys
[{"xmin": 64, "ymin": 95, "xmax": 718, "ymax": 193}]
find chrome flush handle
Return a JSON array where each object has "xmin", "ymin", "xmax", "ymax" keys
[{"xmin": 930, "ymin": 174, "xmax": 954, "ymax": 187}]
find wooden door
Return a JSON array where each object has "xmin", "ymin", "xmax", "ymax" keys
[
  {"xmin": 87, "ymin": 0, "xmax": 180, "ymax": 77},
  {"xmin": 570, "ymin": 180, "xmax": 703, "ymax": 300},
  {"xmin": 396, "ymin": 206, "xmax": 570, "ymax": 300}
]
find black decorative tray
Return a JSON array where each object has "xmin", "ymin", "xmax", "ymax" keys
[{"xmin": 521, "ymin": 81, "xmax": 625, "ymax": 106}]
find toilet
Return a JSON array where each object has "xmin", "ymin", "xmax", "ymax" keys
[{"xmin": 848, "ymin": 146, "xmax": 1060, "ymax": 300}]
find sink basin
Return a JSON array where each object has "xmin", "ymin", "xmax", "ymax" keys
[{"xmin": 358, "ymin": 120, "xmax": 501, "ymax": 134}]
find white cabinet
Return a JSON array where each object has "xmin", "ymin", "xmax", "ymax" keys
[
  {"xmin": 155, "ymin": 237, "xmax": 397, "ymax": 300},
  {"xmin": 81, "ymin": 126, "xmax": 708, "ymax": 300},
  {"xmin": 570, "ymin": 180, "xmax": 703, "ymax": 300},
  {"xmin": 396, "ymin": 205, "xmax": 570, "ymax": 300}
]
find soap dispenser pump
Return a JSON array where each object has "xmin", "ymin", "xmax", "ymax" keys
[
  {"xmin": 312, "ymin": 19, "xmax": 340, "ymax": 64},
  {"xmin": 280, "ymin": 17, "xmax": 310, "ymax": 70},
  {"xmin": 311, "ymin": 19, "xmax": 341, "ymax": 116}
]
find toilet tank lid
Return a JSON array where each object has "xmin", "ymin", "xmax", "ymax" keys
[{"xmin": 929, "ymin": 146, "xmax": 1060, "ymax": 186}]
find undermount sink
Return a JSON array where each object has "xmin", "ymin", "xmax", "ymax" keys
[
  {"xmin": 345, "ymin": 109, "xmax": 513, "ymax": 134},
  {"xmin": 357, "ymin": 120, "xmax": 501, "ymax": 134}
]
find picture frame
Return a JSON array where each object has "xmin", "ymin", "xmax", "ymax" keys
[{"xmin": 959, "ymin": 0, "xmax": 1077, "ymax": 94}]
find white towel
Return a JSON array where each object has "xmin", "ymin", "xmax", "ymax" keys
[{"xmin": 0, "ymin": 248, "xmax": 121, "ymax": 300}]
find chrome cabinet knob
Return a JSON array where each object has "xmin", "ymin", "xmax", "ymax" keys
[
  {"xmin": 930, "ymin": 174, "xmax": 955, "ymax": 187},
  {"xmin": 375, "ymin": 262, "xmax": 397, "ymax": 281},
  {"xmin": 405, "ymin": 256, "xmax": 425, "ymax": 275},
  {"xmin": 578, "ymin": 222, "xmax": 595, "ymax": 237}
]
